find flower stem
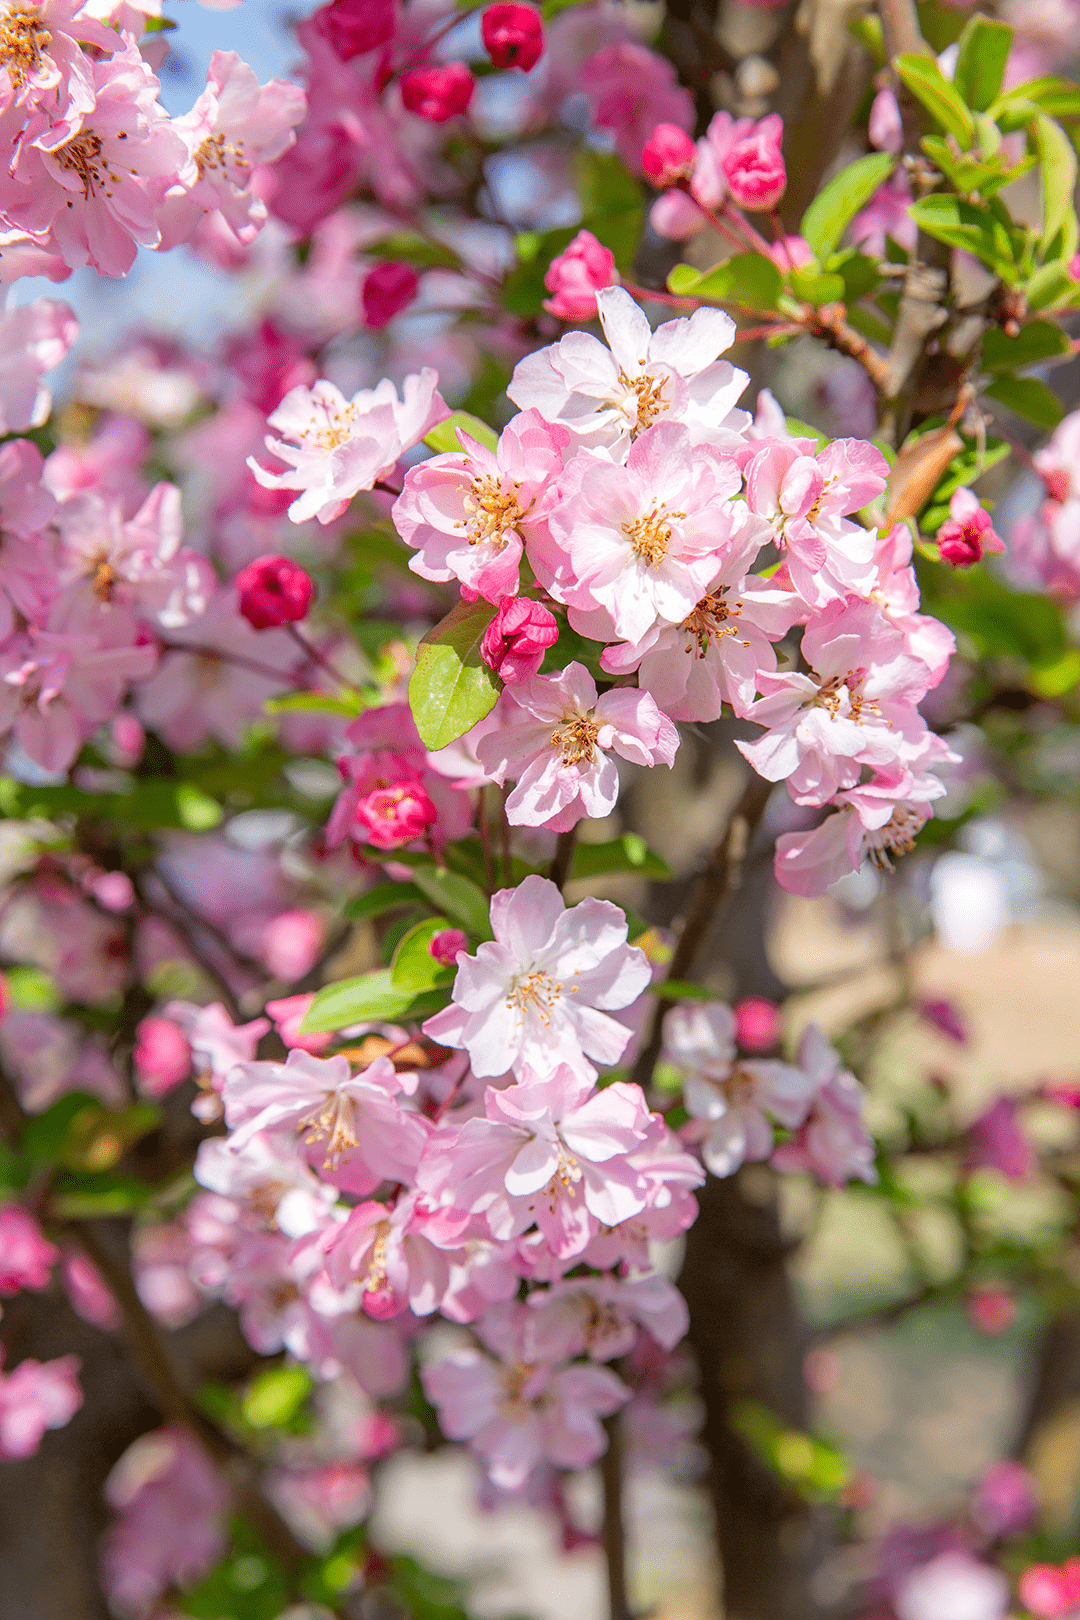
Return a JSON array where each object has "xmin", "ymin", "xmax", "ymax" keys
[
  {"xmin": 286, "ymin": 622, "xmax": 354, "ymax": 691},
  {"xmin": 548, "ymin": 826, "xmax": 578, "ymax": 893},
  {"xmin": 601, "ymin": 1411, "xmax": 633, "ymax": 1620}
]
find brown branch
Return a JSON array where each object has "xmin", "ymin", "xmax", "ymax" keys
[
  {"xmin": 877, "ymin": 0, "xmax": 927, "ymax": 61},
  {"xmin": 809, "ymin": 305, "xmax": 892, "ymax": 393},
  {"xmin": 600, "ymin": 1411, "xmax": 633, "ymax": 1620},
  {"xmin": 548, "ymin": 827, "xmax": 579, "ymax": 894}
]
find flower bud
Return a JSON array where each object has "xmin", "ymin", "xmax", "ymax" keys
[
  {"xmin": 430, "ymin": 927, "xmax": 468, "ymax": 966},
  {"xmin": 236, "ymin": 554, "xmax": 315, "ymax": 629},
  {"xmin": 355, "ymin": 780, "xmax": 438, "ymax": 849},
  {"xmin": 722, "ymin": 129, "xmax": 787, "ymax": 211},
  {"xmin": 936, "ymin": 487, "xmax": 1004, "ymax": 568},
  {"xmin": 733, "ymin": 996, "xmax": 780, "ymax": 1052},
  {"xmin": 965, "ymin": 1283, "xmax": 1016, "ymax": 1337},
  {"xmin": 641, "ymin": 123, "xmax": 697, "ymax": 189},
  {"xmin": 482, "ymin": 3, "xmax": 544, "ymax": 72},
  {"xmin": 400, "ymin": 63, "xmax": 475, "ymax": 123},
  {"xmin": 543, "ymin": 229, "xmax": 617, "ymax": 322},
  {"xmin": 362, "ymin": 260, "xmax": 419, "ymax": 328},
  {"xmin": 260, "ymin": 910, "xmax": 324, "ymax": 982},
  {"xmin": 0, "ymin": 1205, "xmax": 58, "ymax": 1293},
  {"xmin": 311, "ymin": 0, "xmax": 395, "ymax": 62},
  {"xmin": 766, "ymin": 234, "xmax": 814, "ymax": 272},
  {"xmin": 133, "ymin": 1016, "xmax": 191, "ymax": 1099},
  {"xmin": 481, "ymin": 596, "xmax": 559, "ymax": 683}
]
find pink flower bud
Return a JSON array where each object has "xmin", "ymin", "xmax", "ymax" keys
[
  {"xmin": 266, "ymin": 993, "xmax": 334, "ymax": 1054},
  {"xmin": 480, "ymin": 596, "xmax": 559, "ymax": 683},
  {"xmin": 430, "ymin": 927, "xmax": 468, "ymax": 966},
  {"xmin": 1020, "ymin": 1562, "xmax": 1080, "ymax": 1619},
  {"xmin": 482, "ymin": 3, "xmax": 544, "ymax": 72},
  {"xmin": 918, "ymin": 997, "xmax": 967, "ymax": 1044},
  {"xmin": 110, "ymin": 715, "xmax": 145, "ymax": 767},
  {"xmin": 60, "ymin": 1248, "xmax": 121, "ymax": 1331},
  {"xmin": 311, "ymin": 0, "xmax": 395, "ymax": 62},
  {"xmin": 354, "ymin": 780, "xmax": 438, "ymax": 849},
  {"xmin": 362, "ymin": 261, "xmax": 419, "ymax": 328},
  {"xmin": 400, "ymin": 63, "xmax": 475, "ymax": 123},
  {"xmin": 133, "ymin": 1016, "xmax": 191, "ymax": 1099},
  {"xmin": 766, "ymin": 234, "xmax": 814, "ymax": 272},
  {"xmin": 236, "ymin": 554, "xmax": 315, "ymax": 629},
  {"xmin": 259, "ymin": 910, "xmax": 324, "ymax": 982},
  {"xmin": 0, "ymin": 1205, "xmax": 58, "ymax": 1294},
  {"xmin": 543, "ymin": 229, "xmax": 617, "ymax": 322},
  {"xmin": 88, "ymin": 871, "xmax": 135, "ymax": 913},
  {"xmin": 965, "ymin": 1283, "xmax": 1016, "ymax": 1337},
  {"xmin": 641, "ymin": 123, "xmax": 697, "ymax": 189},
  {"xmin": 972, "ymin": 1461, "xmax": 1037, "ymax": 1537},
  {"xmin": 1069, "ymin": 252, "xmax": 1080, "ymax": 283},
  {"xmin": 733, "ymin": 995, "xmax": 780, "ymax": 1052},
  {"xmin": 936, "ymin": 487, "xmax": 1005, "ymax": 568},
  {"xmin": 722, "ymin": 129, "xmax": 787, "ymax": 211},
  {"xmin": 868, "ymin": 87, "xmax": 903, "ymax": 154}
]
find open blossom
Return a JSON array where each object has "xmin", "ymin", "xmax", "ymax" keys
[
  {"xmin": 423, "ymin": 875, "xmax": 652, "ymax": 1082},
  {"xmin": 542, "ymin": 228, "xmax": 616, "ymax": 323},
  {"xmin": 773, "ymin": 767, "xmax": 947, "ymax": 897},
  {"xmin": 508, "ymin": 285, "xmax": 749, "ymax": 454},
  {"xmin": 392, "ymin": 409, "xmax": 569, "ymax": 603},
  {"xmin": 321, "ymin": 1189, "xmax": 464, "ymax": 1319},
  {"xmin": 476, "ymin": 660, "xmax": 679, "ymax": 831},
  {"xmin": 936, "ymin": 487, "xmax": 1005, "ymax": 567},
  {"xmin": 527, "ymin": 1272, "xmax": 689, "ymax": 1361},
  {"xmin": 0, "ymin": 1351, "xmax": 82, "ymax": 1458},
  {"xmin": 771, "ymin": 1025, "xmax": 877, "ymax": 1187},
  {"xmin": 0, "ymin": 296, "xmax": 78, "ymax": 433},
  {"xmin": 663, "ymin": 1000, "xmax": 815, "ymax": 1177},
  {"xmin": 0, "ymin": 1203, "xmax": 58, "ymax": 1292},
  {"xmin": 418, "ymin": 1065, "xmax": 657, "ymax": 1258},
  {"xmin": 55, "ymin": 481, "xmax": 215, "ymax": 629},
  {"xmin": 194, "ymin": 1127, "xmax": 340, "ymax": 1238},
  {"xmin": 541, "ymin": 421, "xmax": 743, "ymax": 643},
  {"xmin": 249, "ymin": 371, "xmax": 449, "ymax": 525},
  {"xmin": 895, "ymin": 1553, "xmax": 1008, "ymax": 1620}
]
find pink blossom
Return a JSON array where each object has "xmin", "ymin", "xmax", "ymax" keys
[
  {"xmin": 162, "ymin": 999, "xmax": 269, "ymax": 1109},
  {"xmin": 400, "ymin": 63, "xmax": 475, "ymax": 123},
  {"xmin": 393, "ymin": 409, "xmax": 568, "ymax": 603},
  {"xmin": 423, "ymin": 874, "xmax": 651, "ymax": 1082},
  {"xmin": 773, "ymin": 770, "xmax": 945, "ymax": 896},
  {"xmin": 265, "ymin": 992, "xmax": 334, "ymax": 1055},
  {"xmin": 527, "ymin": 1272, "xmax": 689, "ymax": 1360},
  {"xmin": 663, "ymin": 1000, "xmax": 815, "ymax": 1176},
  {"xmin": 722, "ymin": 123, "xmax": 786, "ymax": 211},
  {"xmin": 1019, "ymin": 1559, "xmax": 1080, "ymax": 1618},
  {"xmin": 133, "ymin": 1014, "xmax": 192, "ymax": 1099},
  {"xmin": 0, "ymin": 1351, "xmax": 82, "ymax": 1458},
  {"xmin": 250, "ymin": 370, "xmax": 448, "ymax": 525},
  {"xmin": 649, "ymin": 112, "xmax": 775, "ymax": 239},
  {"xmin": 418, "ymin": 1064, "xmax": 656, "ymax": 1257},
  {"xmin": 55, "ymin": 480, "xmax": 215, "ymax": 630},
  {"xmin": 542, "ymin": 228, "xmax": 616, "ymax": 322},
  {"xmin": 895, "ymin": 1553, "xmax": 1008, "ymax": 1620},
  {"xmin": 476, "ymin": 660, "xmax": 678, "ymax": 831},
  {"xmin": 422, "ymin": 1341, "xmax": 628, "ymax": 1489},
  {"xmin": 267, "ymin": 1460, "xmax": 371, "ymax": 1553},
  {"xmin": 354, "ymin": 778, "xmax": 438, "ymax": 849},
  {"xmin": 483, "ymin": 4, "xmax": 545, "ymax": 72},
  {"xmin": 0, "ymin": 438, "xmax": 58, "ymax": 640},
  {"xmin": 310, "ymin": 0, "xmax": 395, "ymax": 62},
  {"xmin": 871, "ymin": 524, "xmax": 957, "ymax": 682},
  {"xmin": 362, "ymin": 259, "xmax": 419, "ymax": 327},
  {"xmin": 222, "ymin": 1048, "xmax": 430, "ymax": 1196},
  {"xmin": 236, "ymin": 553, "xmax": 315, "ymax": 628},
  {"xmin": 767, "ymin": 233, "xmax": 815, "ymax": 271},
  {"xmin": 509, "ymin": 285, "xmax": 748, "ymax": 454},
  {"xmin": 936, "ymin": 487, "xmax": 1005, "ymax": 567},
  {"xmin": 0, "ymin": 1203, "xmax": 58, "ymax": 1293},
  {"xmin": 972, "ymin": 1460, "xmax": 1037, "ymax": 1536},
  {"xmin": 771, "ymin": 1025, "xmax": 877, "ymax": 1187},
  {"xmin": 322, "ymin": 1190, "xmax": 462, "ymax": 1318},
  {"xmin": 0, "ymin": 296, "xmax": 78, "ymax": 433},
  {"xmin": 430, "ymin": 928, "xmax": 468, "ymax": 966},
  {"xmin": 869, "ymin": 87, "xmax": 904, "ymax": 152},
  {"xmin": 641, "ymin": 122, "xmax": 697, "ymax": 188},
  {"xmin": 194, "ymin": 1127, "xmax": 340, "ymax": 1238},
  {"xmin": 59, "ymin": 1246, "xmax": 120, "ymax": 1330},
  {"xmin": 583, "ymin": 42, "xmax": 694, "ymax": 174},
  {"xmin": 481, "ymin": 595, "xmax": 559, "ymax": 682},
  {"xmin": 850, "ymin": 170, "xmax": 917, "ymax": 257},
  {"xmin": 967, "ymin": 1096, "xmax": 1035, "ymax": 1181},
  {"xmin": 325, "ymin": 705, "xmax": 473, "ymax": 853}
]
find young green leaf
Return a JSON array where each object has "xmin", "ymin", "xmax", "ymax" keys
[
  {"xmin": 300, "ymin": 968, "xmax": 448, "ymax": 1032},
  {"xmin": 410, "ymin": 864, "xmax": 494, "ymax": 939},
  {"xmin": 390, "ymin": 917, "xmax": 457, "ymax": 993},
  {"xmin": 423, "ymin": 411, "xmax": 498, "ymax": 455},
  {"xmin": 953, "ymin": 16, "xmax": 1013, "ymax": 111},
  {"xmin": 408, "ymin": 596, "xmax": 499, "ymax": 750},
  {"xmin": 984, "ymin": 374, "xmax": 1064, "ymax": 426},
  {"xmin": 668, "ymin": 252, "xmax": 782, "ymax": 311},
  {"xmin": 981, "ymin": 319, "xmax": 1070, "ymax": 372},
  {"xmin": 570, "ymin": 833, "xmax": 672, "ymax": 881},
  {"xmin": 799, "ymin": 152, "xmax": 896, "ymax": 261},
  {"xmin": 343, "ymin": 881, "xmax": 424, "ymax": 922},
  {"xmin": 895, "ymin": 53, "xmax": 976, "ymax": 146},
  {"xmin": 788, "ymin": 266, "xmax": 846, "ymax": 306},
  {"xmin": 1032, "ymin": 113, "xmax": 1078, "ymax": 251},
  {"xmin": 1026, "ymin": 258, "xmax": 1080, "ymax": 311}
]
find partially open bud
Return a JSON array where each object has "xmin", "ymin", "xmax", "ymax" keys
[
  {"xmin": 362, "ymin": 261, "xmax": 419, "ymax": 328},
  {"xmin": 236, "ymin": 554, "xmax": 315, "ymax": 628},
  {"xmin": 936, "ymin": 488, "xmax": 1005, "ymax": 568},
  {"xmin": 722, "ymin": 126, "xmax": 787, "ymax": 211},
  {"xmin": 311, "ymin": 0, "xmax": 395, "ymax": 61},
  {"xmin": 482, "ymin": 3, "xmax": 544, "ymax": 72},
  {"xmin": 400, "ymin": 63, "xmax": 475, "ymax": 123},
  {"xmin": 641, "ymin": 123, "xmax": 697, "ymax": 189},
  {"xmin": 354, "ymin": 781, "xmax": 438, "ymax": 849},
  {"xmin": 481, "ymin": 596, "xmax": 559, "ymax": 683},
  {"xmin": 542, "ymin": 229, "xmax": 617, "ymax": 322},
  {"xmin": 430, "ymin": 927, "xmax": 468, "ymax": 966}
]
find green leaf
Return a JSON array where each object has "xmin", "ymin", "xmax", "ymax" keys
[
  {"xmin": 654, "ymin": 978, "xmax": 722, "ymax": 1001},
  {"xmin": 921, "ymin": 561, "xmax": 1067, "ymax": 665},
  {"xmin": 343, "ymin": 881, "xmax": 424, "ymax": 922},
  {"xmin": 788, "ymin": 266, "xmax": 846, "ymax": 305},
  {"xmin": 1027, "ymin": 258, "xmax": 1080, "ymax": 310},
  {"xmin": 896, "ymin": 52, "xmax": 976, "ymax": 146},
  {"xmin": 51, "ymin": 1170, "xmax": 151, "ymax": 1218},
  {"xmin": 981, "ymin": 319, "xmax": 1070, "ymax": 371},
  {"xmin": 570, "ymin": 833, "xmax": 672, "ymax": 882},
  {"xmin": 370, "ymin": 230, "xmax": 461, "ymax": 270},
  {"xmin": 826, "ymin": 249, "xmax": 882, "ymax": 300},
  {"xmin": 300, "ymin": 968, "xmax": 448, "ymax": 1033},
  {"xmin": 423, "ymin": 411, "xmax": 498, "ymax": 455},
  {"xmin": 953, "ymin": 16, "xmax": 1013, "ymax": 110},
  {"xmin": 410, "ymin": 864, "xmax": 493, "ymax": 939},
  {"xmin": 994, "ymin": 75, "xmax": 1080, "ymax": 121},
  {"xmin": 408, "ymin": 596, "xmax": 499, "ymax": 750},
  {"xmin": 847, "ymin": 12, "xmax": 885, "ymax": 63},
  {"xmin": 984, "ymin": 374, "xmax": 1064, "ymax": 426},
  {"xmin": 1033, "ymin": 113, "xmax": 1078, "ymax": 250},
  {"xmin": 390, "ymin": 917, "xmax": 456, "ymax": 993},
  {"xmin": 907, "ymin": 194, "xmax": 1020, "ymax": 278},
  {"xmin": 668, "ymin": 252, "xmax": 782, "ymax": 311},
  {"xmin": 265, "ymin": 689, "xmax": 363, "ymax": 716},
  {"xmin": 5, "ymin": 964, "xmax": 60, "ymax": 1010},
  {"xmin": 575, "ymin": 149, "xmax": 644, "ymax": 270},
  {"xmin": 175, "ymin": 783, "xmax": 224, "ymax": 831},
  {"xmin": 242, "ymin": 1365, "xmax": 313, "ymax": 1430},
  {"xmin": 20, "ymin": 1093, "xmax": 101, "ymax": 1167},
  {"xmin": 800, "ymin": 152, "xmax": 896, "ymax": 261}
]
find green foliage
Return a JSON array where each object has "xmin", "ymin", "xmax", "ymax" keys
[
  {"xmin": 788, "ymin": 266, "xmax": 846, "ymax": 306},
  {"xmin": 981, "ymin": 319, "xmax": 1071, "ymax": 371},
  {"xmin": 571, "ymin": 832, "xmax": 672, "ymax": 881},
  {"xmin": 731, "ymin": 1400, "xmax": 851, "ymax": 1502},
  {"xmin": 410, "ymin": 864, "xmax": 494, "ymax": 938},
  {"xmin": 300, "ymin": 967, "xmax": 449, "ymax": 1034},
  {"xmin": 423, "ymin": 411, "xmax": 499, "ymax": 455},
  {"xmin": 919, "ymin": 560, "xmax": 1069, "ymax": 671},
  {"xmin": 896, "ymin": 53, "xmax": 975, "ymax": 145},
  {"xmin": 408, "ymin": 596, "xmax": 500, "ymax": 749},
  {"xmin": 984, "ymin": 374, "xmax": 1064, "ymax": 427},
  {"xmin": 668, "ymin": 252, "xmax": 782, "ymax": 312},
  {"xmin": 907, "ymin": 194, "xmax": 1022, "ymax": 280},
  {"xmin": 343, "ymin": 881, "xmax": 424, "ymax": 922},
  {"xmin": 799, "ymin": 152, "xmax": 896, "ymax": 261},
  {"xmin": 953, "ymin": 15, "xmax": 1013, "ymax": 110},
  {"xmin": 388, "ymin": 1554, "xmax": 472, "ymax": 1620},
  {"xmin": 1033, "ymin": 112, "xmax": 1079, "ymax": 251},
  {"xmin": 178, "ymin": 1523, "xmax": 291, "ymax": 1620},
  {"xmin": 390, "ymin": 916, "xmax": 457, "ymax": 994},
  {"xmin": 241, "ymin": 1365, "xmax": 313, "ymax": 1431},
  {"xmin": 51, "ymin": 1170, "xmax": 152, "ymax": 1217}
]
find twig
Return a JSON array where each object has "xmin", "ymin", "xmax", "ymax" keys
[
  {"xmin": 548, "ymin": 827, "xmax": 578, "ymax": 893},
  {"xmin": 809, "ymin": 1284, "xmax": 935, "ymax": 1343},
  {"xmin": 157, "ymin": 641, "xmax": 297, "ymax": 685},
  {"xmin": 809, "ymin": 304, "xmax": 892, "ymax": 393},
  {"xmin": 285, "ymin": 623, "xmax": 354, "ymax": 692},
  {"xmin": 130, "ymin": 872, "xmax": 244, "ymax": 1021},
  {"xmin": 601, "ymin": 1411, "xmax": 633, "ymax": 1620}
]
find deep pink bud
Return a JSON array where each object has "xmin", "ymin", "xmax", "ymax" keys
[
  {"xmin": 766, "ymin": 234, "xmax": 815, "ymax": 272},
  {"xmin": 236, "ymin": 554, "xmax": 315, "ymax": 629},
  {"xmin": 60, "ymin": 1248, "xmax": 121, "ymax": 1331},
  {"xmin": 429, "ymin": 927, "xmax": 468, "ymax": 966},
  {"xmin": 400, "ymin": 63, "xmax": 475, "ymax": 123},
  {"xmin": 110, "ymin": 715, "xmax": 145, "ymax": 767},
  {"xmin": 543, "ymin": 229, "xmax": 617, "ymax": 322},
  {"xmin": 918, "ymin": 997, "xmax": 967, "ymax": 1044},
  {"xmin": 362, "ymin": 261, "xmax": 419, "ymax": 329},
  {"xmin": 482, "ymin": 3, "xmax": 544, "ymax": 71},
  {"xmin": 0, "ymin": 1205, "xmax": 58, "ymax": 1294},
  {"xmin": 936, "ymin": 487, "xmax": 1004, "ymax": 568},
  {"xmin": 480, "ymin": 596, "xmax": 559, "ymax": 683},
  {"xmin": 311, "ymin": 0, "xmax": 395, "ymax": 62},
  {"xmin": 133, "ymin": 1016, "xmax": 191, "ymax": 1099},
  {"xmin": 641, "ymin": 123, "xmax": 697, "ymax": 189},
  {"xmin": 722, "ymin": 130, "xmax": 787, "ymax": 211},
  {"xmin": 733, "ymin": 996, "xmax": 780, "ymax": 1052},
  {"xmin": 354, "ymin": 781, "xmax": 438, "ymax": 849}
]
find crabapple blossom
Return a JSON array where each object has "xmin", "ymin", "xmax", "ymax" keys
[
  {"xmin": 721, "ymin": 118, "xmax": 786, "ymax": 210},
  {"xmin": 59, "ymin": 1248, "xmax": 120, "ymax": 1331},
  {"xmin": 249, "ymin": 370, "xmax": 449, "ymax": 525},
  {"xmin": 0, "ymin": 1203, "xmax": 58, "ymax": 1292},
  {"xmin": 194, "ymin": 1127, "xmax": 340, "ymax": 1238},
  {"xmin": 236, "ymin": 553, "xmax": 314, "ymax": 628},
  {"xmin": 773, "ymin": 767, "xmax": 947, "ymax": 897},
  {"xmin": 480, "ymin": 595, "xmax": 558, "ymax": 682},
  {"xmin": 650, "ymin": 111, "xmax": 780, "ymax": 238},
  {"xmin": 320, "ymin": 1189, "xmax": 465, "ymax": 1318},
  {"xmin": 309, "ymin": 0, "xmax": 395, "ymax": 61},
  {"xmin": 476, "ymin": 661, "xmax": 678, "ymax": 830},
  {"xmin": 133, "ymin": 1014, "xmax": 192, "ymax": 1098},
  {"xmin": 483, "ymin": 4, "xmax": 545, "ymax": 72},
  {"xmin": 400, "ymin": 64, "xmax": 475, "ymax": 123},
  {"xmin": 663, "ymin": 1000, "xmax": 816, "ymax": 1176},
  {"xmin": 542, "ymin": 228, "xmax": 616, "ymax": 322},
  {"xmin": 0, "ymin": 296, "xmax": 78, "ymax": 432},
  {"xmin": 422, "ymin": 875, "xmax": 652, "ymax": 1081},
  {"xmin": 771, "ymin": 1025, "xmax": 877, "ymax": 1187},
  {"xmin": 508, "ymin": 285, "xmax": 749, "ymax": 454},
  {"xmin": 583, "ymin": 42, "xmax": 694, "ymax": 173},
  {"xmin": 526, "ymin": 1272, "xmax": 689, "ymax": 1360},
  {"xmin": 967, "ymin": 1097, "xmax": 1035, "ymax": 1181},
  {"xmin": 936, "ymin": 487, "xmax": 1006, "ymax": 567},
  {"xmin": 55, "ymin": 481, "xmax": 216, "ymax": 629},
  {"xmin": 392, "ymin": 408, "xmax": 569, "ymax": 602},
  {"xmin": 0, "ymin": 1351, "xmax": 82, "ymax": 1458},
  {"xmin": 362, "ymin": 259, "xmax": 419, "ymax": 327}
]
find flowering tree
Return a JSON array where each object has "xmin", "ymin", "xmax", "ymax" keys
[{"xmin": 3, "ymin": 1, "xmax": 1080, "ymax": 1618}]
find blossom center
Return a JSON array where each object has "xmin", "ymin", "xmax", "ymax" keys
[
  {"xmin": 551, "ymin": 711, "xmax": 600, "ymax": 767},
  {"xmin": 506, "ymin": 967, "xmax": 561, "ymax": 1020},
  {"xmin": 864, "ymin": 806, "xmax": 926, "ymax": 869},
  {"xmin": 618, "ymin": 368, "xmax": 668, "ymax": 436},
  {"xmin": 499, "ymin": 1359, "xmax": 536, "ymax": 1417},
  {"xmin": 54, "ymin": 131, "xmax": 121, "ymax": 200},
  {"xmin": 361, "ymin": 1220, "xmax": 391, "ymax": 1294},
  {"xmin": 541, "ymin": 1145, "xmax": 582, "ymax": 1209},
  {"xmin": 811, "ymin": 671, "xmax": 876, "ymax": 723},
  {"xmin": 309, "ymin": 403, "xmax": 358, "ymax": 453},
  {"xmin": 91, "ymin": 552, "xmax": 117, "ymax": 603},
  {"xmin": 299, "ymin": 1089, "xmax": 359, "ymax": 1167},
  {"xmin": 195, "ymin": 130, "xmax": 249, "ymax": 180},
  {"xmin": 682, "ymin": 589, "xmax": 744, "ymax": 657},
  {"xmin": 461, "ymin": 476, "xmax": 523, "ymax": 550},
  {"xmin": 623, "ymin": 504, "xmax": 681, "ymax": 568},
  {"xmin": 0, "ymin": 5, "xmax": 50, "ymax": 85}
]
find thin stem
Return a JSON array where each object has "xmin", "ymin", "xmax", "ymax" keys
[
  {"xmin": 373, "ymin": 479, "xmax": 403, "ymax": 498},
  {"xmin": 477, "ymin": 786, "xmax": 496, "ymax": 893},
  {"xmin": 684, "ymin": 193, "xmax": 758, "ymax": 258},
  {"xmin": 768, "ymin": 210, "xmax": 793, "ymax": 270},
  {"xmin": 720, "ymin": 199, "xmax": 775, "ymax": 259},
  {"xmin": 158, "ymin": 641, "xmax": 297, "ymax": 686},
  {"xmin": 735, "ymin": 322, "xmax": 803, "ymax": 343},
  {"xmin": 601, "ymin": 1411, "xmax": 633, "ymax": 1620},
  {"xmin": 548, "ymin": 826, "xmax": 578, "ymax": 893},
  {"xmin": 618, "ymin": 277, "xmax": 700, "ymax": 310},
  {"xmin": 285, "ymin": 623, "xmax": 354, "ymax": 692},
  {"xmin": 131, "ymin": 874, "xmax": 244, "ymax": 1021}
]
